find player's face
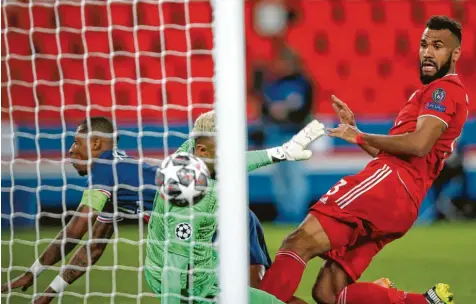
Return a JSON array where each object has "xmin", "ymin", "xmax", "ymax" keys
[
  {"xmin": 69, "ymin": 129, "xmax": 90, "ymax": 176},
  {"xmin": 419, "ymin": 28, "xmax": 460, "ymax": 85},
  {"xmin": 194, "ymin": 138, "xmax": 216, "ymax": 175}
]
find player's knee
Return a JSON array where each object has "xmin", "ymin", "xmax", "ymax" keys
[
  {"xmin": 280, "ymin": 216, "xmax": 331, "ymax": 261},
  {"xmin": 312, "ymin": 285, "xmax": 337, "ymax": 304}
]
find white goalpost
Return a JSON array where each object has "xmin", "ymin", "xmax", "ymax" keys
[
  {"xmin": 213, "ymin": 0, "xmax": 249, "ymax": 303},
  {"xmin": 1, "ymin": 0, "xmax": 248, "ymax": 303}
]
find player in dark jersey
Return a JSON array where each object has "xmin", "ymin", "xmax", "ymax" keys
[
  {"xmin": 1, "ymin": 117, "xmax": 160, "ymax": 301},
  {"xmin": 260, "ymin": 16, "xmax": 467, "ymax": 304}
]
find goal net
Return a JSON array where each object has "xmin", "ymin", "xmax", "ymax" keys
[{"xmin": 1, "ymin": 0, "xmax": 247, "ymax": 303}]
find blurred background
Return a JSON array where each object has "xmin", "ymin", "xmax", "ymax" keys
[
  {"xmin": 2, "ymin": 0, "xmax": 475, "ymax": 228},
  {"xmin": 2, "ymin": 1, "xmax": 476, "ymax": 303}
]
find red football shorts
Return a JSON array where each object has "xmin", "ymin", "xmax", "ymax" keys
[{"xmin": 309, "ymin": 161, "xmax": 419, "ymax": 281}]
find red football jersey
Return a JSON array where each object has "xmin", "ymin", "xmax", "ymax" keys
[{"xmin": 373, "ymin": 74, "xmax": 469, "ymax": 206}]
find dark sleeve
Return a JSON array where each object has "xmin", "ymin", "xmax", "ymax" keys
[
  {"xmin": 287, "ymin": 79, "xmax": 313, "ymax": 124},
  {"xmin": 248, "ymin": 213, "xmax": 267, "ymax": 266}
]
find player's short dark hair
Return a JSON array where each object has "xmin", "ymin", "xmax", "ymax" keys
[
  {"xmin": 426, "ymin": 15, "xmax": 462, "ymax": 44},
  {"xmin": 78, "ymin": 116, "xmax": 118, "ymax": 142}
]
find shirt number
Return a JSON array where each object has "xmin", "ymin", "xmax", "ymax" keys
[{"xmin": 326, "ymin": 179, "xmax": 347, "ymax": 196}]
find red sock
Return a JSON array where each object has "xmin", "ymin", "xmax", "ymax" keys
[
  {"xmin": 259, "ymin": 250, "xmax": 306, "ymax": 302},
  {"xmin": 338, "ymin": 282, "xmax": 428, "ymax": 304}
]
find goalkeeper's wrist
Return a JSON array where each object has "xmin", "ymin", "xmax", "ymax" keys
[
  {"xmin": 29, "ymin": 259, "xmax": 46, "ymax": 277},
  {"xmin": 266, "ymin": 147, "xmax": 286, "ymax": 163},
  {"xmin": 49, "ymin": 275, "xmax": 69, "ymax": 293}
]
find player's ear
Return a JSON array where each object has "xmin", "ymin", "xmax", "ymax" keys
[
  {"xmin": 91, "ymin": 136, "xmax": 101, "ymax": 151},
  {"xmin": 452, "ymin": 46, "xmax": 461, "ymax": 63},
  {"xmin": 195, "ymin": 143, "xmax": 208, "ymax": 158}
]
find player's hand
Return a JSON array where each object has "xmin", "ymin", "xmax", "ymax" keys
[
  {"xmin": 33, "ymin": 287, "xmax": 56, "ymax": 304},
  {"xmin": 331, "ymin": 95, "xmax": 356, "ymax": 126},
  {"xmin": 327, "ymin": 124, "xmax": 361, "ymax": 144},
  {"xmin": 268, "ymin": 120, "xmax": 326, "ymax": 162},
  {"xmin": 1, "ymin": 272, "xmax": 34, "ymax": 293}
]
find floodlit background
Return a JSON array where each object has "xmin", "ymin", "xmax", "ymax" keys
[{"xmin": 2, "ymin": 0, "xmax": 476, "ymax": 303}]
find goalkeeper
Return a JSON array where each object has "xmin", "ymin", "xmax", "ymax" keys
[{"xmin": 145, "ymin": 111, "xmax": 325, "ymax": 303}]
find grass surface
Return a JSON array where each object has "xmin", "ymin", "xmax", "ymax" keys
[{"xmin": 2, "ymin": 222, "xmax": 475, "ymax": 303}]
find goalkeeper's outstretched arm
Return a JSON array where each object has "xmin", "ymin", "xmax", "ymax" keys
[
  {"xmin": 34, "ymin": 220, "xmax": 114, "ymax": 303},
  {"xmin": 1, "ymin": 204, "xmax": 97, "ymax": 293}
]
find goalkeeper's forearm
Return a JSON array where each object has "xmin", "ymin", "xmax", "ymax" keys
[
  {"xmin": 37, "ymin": 205, "xmax": 96, "ymax": 268},
  {"xmin": 246, "ymin": 150, "xmax": 274, "ymax": 172}
]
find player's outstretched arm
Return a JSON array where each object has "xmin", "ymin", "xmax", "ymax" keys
[
  {"xmin": 328, "ymin": 116, "xmax": 446, "ymax": 157},
  {"xmin": 247, "ymin": 120, "xmax": 326, "ymax": 172},
  {"xmin": 331, "ymin": 95, "xmax": 380, "ymax": 158},
  {"xmin": 33, "ymin": 221, "xmax": 114, "ymax": 304},
  {"xmin": 0, "ymin": 204, "xmax": 96, "ymax": 294}
]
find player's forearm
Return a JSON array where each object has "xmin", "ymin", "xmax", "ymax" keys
[
  {"xmin": 246, "ymin": 150, "xmax": 273, "ymax": 172},
  {"xmin": 38, "ymin": 230, "xmax": 81, "ymax": 267},
  {"xmin": 62, "ymin": 221, "xmax": 113, "ymax": 285},
  {"xmin": 38, "ymin": 206, "xmax": 95, "ymax": 267},
  {"xmin": 358, "ymin": 143, "xmax": 380, "ymax": 158},
  {"xmin": 361, "ymin": 132, "xmax": 425, "ymax": 157}
]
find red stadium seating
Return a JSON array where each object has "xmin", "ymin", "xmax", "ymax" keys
[{"xmin": 2, "ymin": 0, "xmax": 475, "ymax": 125}]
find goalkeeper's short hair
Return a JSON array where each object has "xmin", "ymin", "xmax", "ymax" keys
[{"xmin": 192, "ymin": 110, "xmax": 216, "ymax": 138}]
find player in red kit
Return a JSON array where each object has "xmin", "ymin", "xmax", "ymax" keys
[{"xmin": 260, "ymin": 16, "xmax": 468, "ymax": 304}]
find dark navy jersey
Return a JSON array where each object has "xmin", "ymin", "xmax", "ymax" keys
[
  {"xmin": 211, "ymin": 209, "xmax": 272, "ymax": 268},
  {"xmin": 248, "ymin": 210, "xmax": 272, "ymax": 268},
  {"xmin": 87, "ymin": 149, "xmax": 158, "ymax": 222}
]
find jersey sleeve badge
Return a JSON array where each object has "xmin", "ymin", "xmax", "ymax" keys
[{"xmin": 432, "ymin": 88, "xmax": 446, "ymax": 103}]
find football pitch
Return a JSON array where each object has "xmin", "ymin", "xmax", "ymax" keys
[{"xmin": 2, "ymin": 222, "xmax": 475, "ymax": 303}]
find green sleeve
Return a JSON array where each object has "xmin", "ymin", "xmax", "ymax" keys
[
  {"xmin": 79, "ymin": 189, "xmax": 109, "ymax": 212},
  {"xmin": 175, "ymin": 138, "xmax": 195, "ymax": 153},
  {"xmin": 246, "ymin": 150, "xmax": 273, "ymax": 172}
]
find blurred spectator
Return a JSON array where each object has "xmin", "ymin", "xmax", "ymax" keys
[
  {"xmin": 433, "ymin": 137, "xmax": 476, "ymax": 219},
  {"xmin": 251, "ymin": 39, "xmax": 314, "ymax": 223}
]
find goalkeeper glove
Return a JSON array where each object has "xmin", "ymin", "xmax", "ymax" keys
[{"xmin": 266, "ymin": 120, "xmax": 326, "ymax": 162}]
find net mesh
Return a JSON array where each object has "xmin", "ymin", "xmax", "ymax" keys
[{"xmin": 1, "ymin": 0, "xmax": 214, "ymax": 302}]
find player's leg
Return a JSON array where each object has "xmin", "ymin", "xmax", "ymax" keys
[
  {"xmin": 311, "ymin": 260, "xmax": 352, "ymax": 304},
  {"xmin": 259, "ymin": 213, "xmax": 356, "ymax": 302},
  {"xmin": 338, "ymin": 282, "xmax": 454, "ymax": 304}
]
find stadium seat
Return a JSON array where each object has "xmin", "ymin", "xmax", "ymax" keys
[
  {"xmin": 163, "ymin": 29, "xmax": 188, "ymax": 53},
  {"xmin": 139, "ymin": 55, "xmax": 163, "ymax": 80},
  {"xmin": 137, "ymin": 30, "xmax": 161, "ymax": 53},
  {"xmin": 31, "ymin": 5, "xmax": 56, "ymax": 29},
  {"xmin": 110, "ymin": 3, "xmax": 133, "ymax": 27},
  {"xmin": 6, "ymin": 58, "xmax": 33, "ymax": 83},
  {"xmin": 35, "ymin": 58, "xmax": 60, "ymax": 82},
  {"xmin": 190, "ymin": 56, "xmax": 214, "ymax": 79},
  {"xmin": 57, "ymin": 4, "xmax": 82, "ymax": 29},
  {"xmin": 84, "ymin": 31, "xmax": 111, "ymax": 54},
  {"xmin": 113, "ymin": 56, "xmax": 138, "ymax": 80},
  {"xmin": 112, "ymin": 30, "xmax": 136, "ymax": 54},
  {"xmin": 5, "ymin": 32, "xmax": 31, "ymax": 56},
  {"xmin": 60, "ymin": 58, "xmax": 85, "ymax": 81},
  {"xmin": 136, "ymin": 2, "xmax": 160, "ymax": 27},
  {"xmin": 87, "ymin": 58, "xmax": 112, "ymax": 81}
]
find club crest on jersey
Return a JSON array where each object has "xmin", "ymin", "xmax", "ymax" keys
[
  {"xmin": 175, "ymin": 222, "xmax": 192, "ymax": 240},
  {"xmin": 432, "ymin": 88, "xmax": 446, "ymax": 103},
  {"xmin": 425, "ymin": 102, "xmax": 446, "ymax": 113}
]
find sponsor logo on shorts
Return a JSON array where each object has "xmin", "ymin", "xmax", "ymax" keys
[{"xmin": 425, "ymin": 102, "xmax": 446, "ymax": 113}]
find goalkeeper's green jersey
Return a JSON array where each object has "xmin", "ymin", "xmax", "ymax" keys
[{"xmin": 145, "ymin": 139, "xmax": 273, "ymax": 302}]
